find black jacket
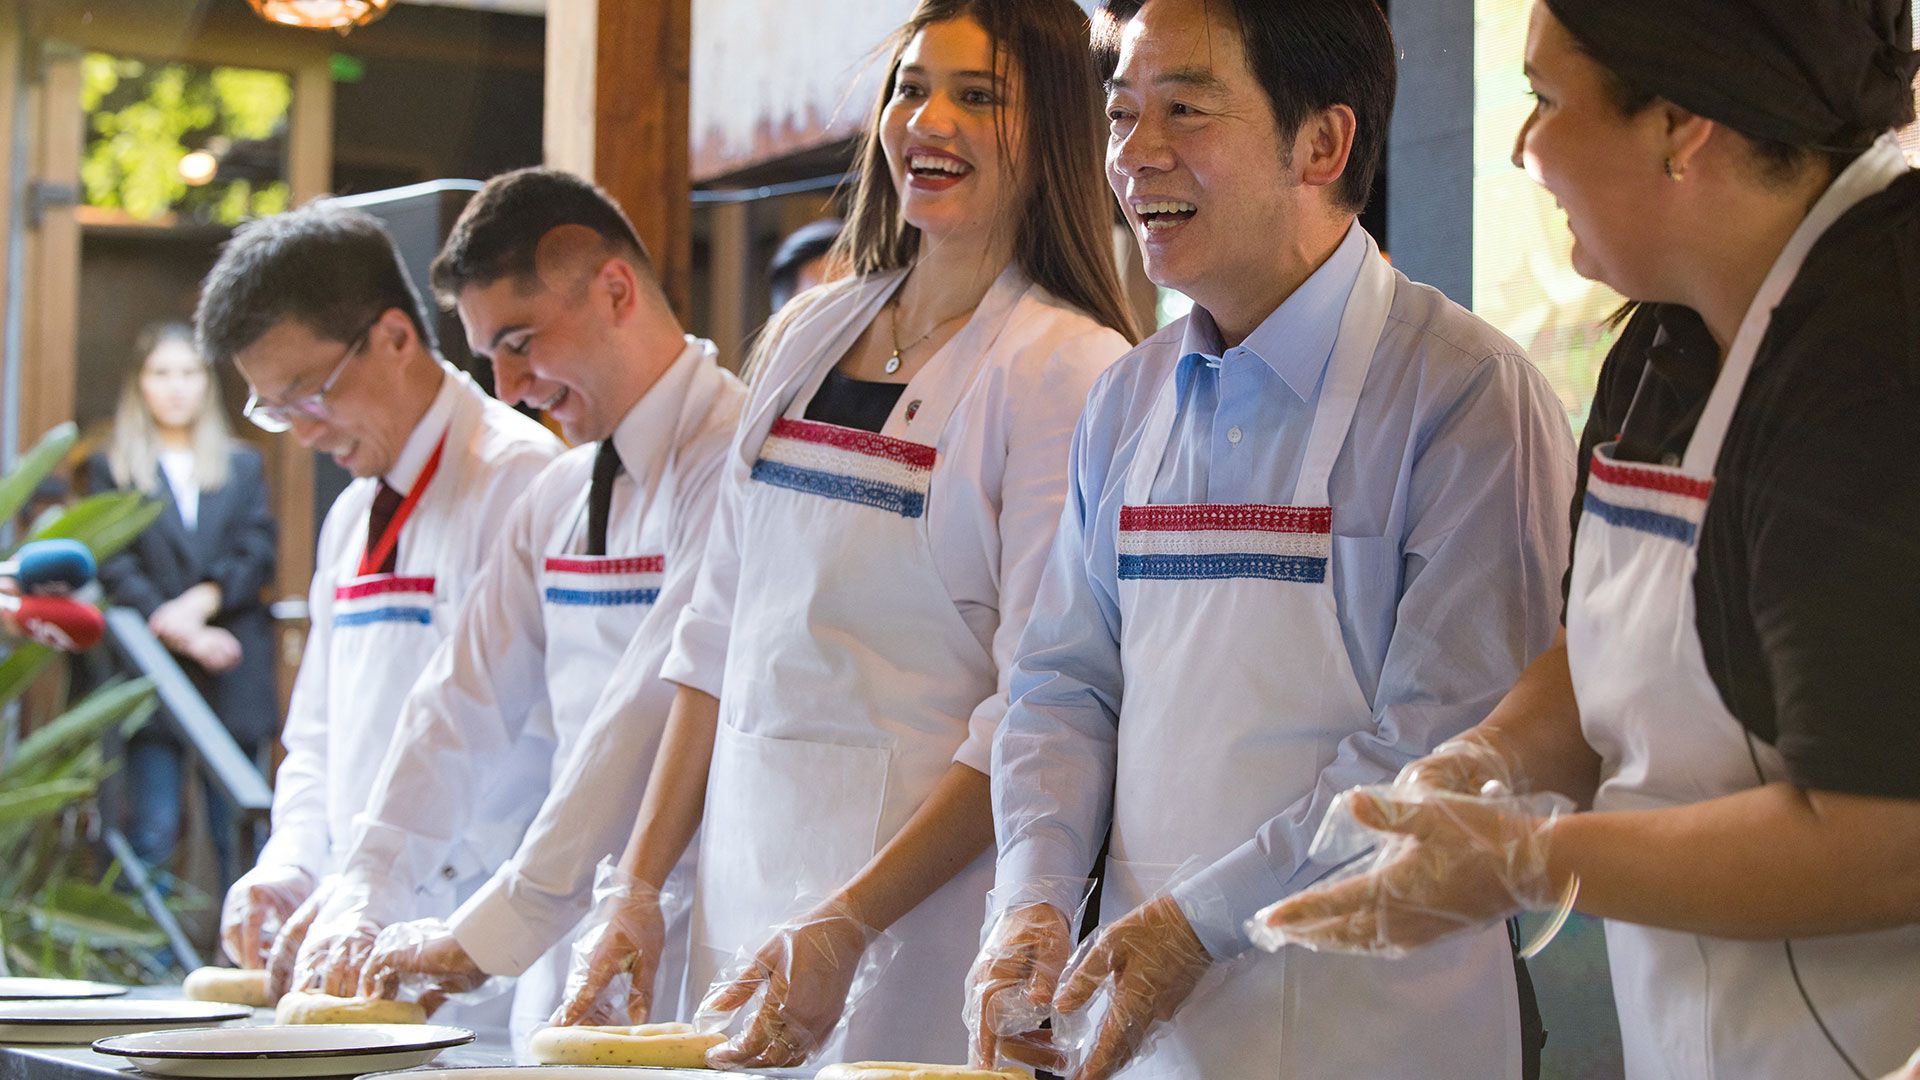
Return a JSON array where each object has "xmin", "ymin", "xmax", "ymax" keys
[{"xmin": 86, "ymin": 446, "xmax": 279, "ymax": 748}]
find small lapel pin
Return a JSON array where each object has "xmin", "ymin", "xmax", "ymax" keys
[{"xmin": 904, "ymin": 399, "xmax": 922, "ymax": 422}]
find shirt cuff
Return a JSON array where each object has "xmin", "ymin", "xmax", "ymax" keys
[
  {"xmin": 993, "ymin": 837, "xmax": 1095, "ymax": 921},
  {"xmin": 661, "ymin": 606, "xmax": 726, "ymax": 699},
  {"xmin": 448, "ymin": 872, "xmax": 583, "ymax": 978},
  {"xmin": 341, "ymin": 818, "xmax": 452, "ymax": 904},
  {"xmin": 1170, "ymin": 841, "xmax": 1286, "ymax": 960},
  {"xmin": 257, "ymin": 826, "xmax": 329, "ymax": 882}
]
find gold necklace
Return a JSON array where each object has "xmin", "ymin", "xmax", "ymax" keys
[{"xmin": 886, "ymin": 299, "xmax": 968, "ymax": 375}]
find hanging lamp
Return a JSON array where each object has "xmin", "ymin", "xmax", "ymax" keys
[{"xmin": 246, "ymin": 0, "xmax": 395, "ymax": 32}]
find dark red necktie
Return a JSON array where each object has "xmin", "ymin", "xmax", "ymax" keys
[{"xmin": 365, "ymin": 481, "xmax": 404, "ymax": 574}]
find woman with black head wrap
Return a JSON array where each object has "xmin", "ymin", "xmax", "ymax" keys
[{"xmin": 1257, "ymin": 2, "xmax": 1920, "ymax": 1077}]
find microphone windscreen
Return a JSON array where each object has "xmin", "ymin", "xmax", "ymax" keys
[
  {"xmin": 14, "ymin": 540, "xmax": 96, "ymax": 595},
  {"xmin": 14, "ymin": 595, "xmax": 106, "ymax": 652}
]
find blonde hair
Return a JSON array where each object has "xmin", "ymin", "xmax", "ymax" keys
[{"xmin": 108, "ymin": 322, "xmax": 232, "ymax": 495}]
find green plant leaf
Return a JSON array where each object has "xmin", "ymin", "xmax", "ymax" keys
[
  {"xmin": 0, "ymin": 423, "xmax": 77, "ymax": 532},
  {"xmin": 0, "ymin": 677, "xmax": 155, "ymax": 787},
  {"xmin": 0, "ymin": 778, "xmax": 96, "ymax": 825},
  {"xmin": 0, "ymin": 644, "xmax": 56, "ymax": 711},
  {"xmin": 75, "ymin": 498, "xmax": 165, "ymax": 563}
]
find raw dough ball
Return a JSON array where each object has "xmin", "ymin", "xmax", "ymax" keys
[
  {"xmin": 182, "ymin": 967, "xmax": 278, "ymax": 1008},
  {"xmin": 528, "ymin": 1022, "xmax": 726, "ymax": 1068},
  {"xmin": 274, "ymin": 990, "xmax": 427, "ymax": 1026},
  {"xmin": 815, "ymin": 1065, "xmax": 1034, "ymax": 1080}
]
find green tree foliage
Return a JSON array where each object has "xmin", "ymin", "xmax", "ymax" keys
[{"xmin": 80, "ymin": 53, "xmax": 292, "ymax": 225}]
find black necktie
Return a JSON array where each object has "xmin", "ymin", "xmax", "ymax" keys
[
  {"xmin": 365, "ymin": 481, "xmax": 404, "ymax": 574},
  {"xmin": 586, "ymin": 438, "xmax": 624, "ymax": 557}
]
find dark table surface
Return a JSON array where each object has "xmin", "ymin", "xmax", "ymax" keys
[{"xmin": 0, "ymin": 990, "xmax": 518, "ymax": 1080}]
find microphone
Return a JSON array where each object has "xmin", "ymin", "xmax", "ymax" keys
[
  {"xmin": 0, "ymin": 540, "xmax": 97, "ymax": 595},
  {"xmin": 0, "ymin": 593, "xmax": 106, "ymax": 652}
]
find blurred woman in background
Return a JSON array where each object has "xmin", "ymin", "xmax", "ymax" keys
[{"xmin": 88, "ymin": 322, "xmax": 278, "ymax": 889}]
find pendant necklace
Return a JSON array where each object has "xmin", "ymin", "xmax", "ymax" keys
[{"xmin": 887, "ymin": 297, "xmax": 966, "ymax": 376}]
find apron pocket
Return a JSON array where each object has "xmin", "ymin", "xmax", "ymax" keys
[{"xmin": 698, "ymin": 724, "xmax": 891, "ymax": 953}]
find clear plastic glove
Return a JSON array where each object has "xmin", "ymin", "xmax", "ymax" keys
[
  {"xmin": 357, "ymin": 918, "xmax": 488, "ymax": 1016},
  {"xmin": 220, "ymin": 864, "xmax": 315, "ymax": 969},
  {"xmin": 695, "ymin": 902, "xmax": 888, "ymax": 1070},
  {"xmin": 553, "ymin": 859, "xmax": 670, "ymax": 1026},
  {"xmin": 292, "ymin": 877, "xmax": 391, "ymax": 997},
  {"xmin": 1052, "ymin": 896, "xmax": 1212, "ymax": 1080},
  {"xmin": 1251, "ymin": 786, "xmax": 1565, "ymax": 958},
  {"xmin": 1394, "ymin": 737, "xmax": 1522, "ymax": 799},
  {"xmin": 965, "ymin": 881, "xmax": 1088, "ymax": 1071},
  {"xmin": 265, "ymin": 876, "xmax": 333, "ymax": 999}
]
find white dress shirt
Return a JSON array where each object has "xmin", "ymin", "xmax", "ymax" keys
[
  {"xmin": 257, "ymin": 364, "xmax": 563, "ymax": 882},
  {"xmin": 332, "ymin": 340, "xmax": 744, "ymax": 972}
]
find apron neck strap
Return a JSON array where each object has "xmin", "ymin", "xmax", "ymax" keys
[
  {"xmin": 359, "ymin": 433, "xmax": 447, "ymax": 577},
  {"xmin": 1124, "ymin": 230, "xmax": 1396, "ymax": 509},
  {"xmin": 1683, "ymin": 135, "xmax": 1909, "ymax": 474}
]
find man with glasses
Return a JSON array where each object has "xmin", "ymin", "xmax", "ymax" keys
[
  {"xmin": 207, "ymin": 201, "xmax": 563, "ymax": 1005},
  {"xmin": 280, "ymin": 168, "xmax": 745, "ymax": 1042}
]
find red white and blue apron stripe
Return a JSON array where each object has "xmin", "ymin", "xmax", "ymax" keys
[
  {"xmin": 1582, "ymin": 449, "xmax": 1713, "ymax": 546},
  {"xmin": 543, "ymin": 555, "xmax": 665, "ymax": 607},
  {"xmin": 1118, "ymin": 505, "xmax": 1333, "ymax": 583},
  {"xmin": 334, "ymin": 575, "xmax": 436, "ymax": 627},
  {"xmin": 751, "ymin": 418, "xmax": 935, "ymax": 519}
]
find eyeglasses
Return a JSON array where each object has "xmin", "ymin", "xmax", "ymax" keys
[{"xmin": 242, "ymin": 325, "xmax": 372, "ymax": 433}]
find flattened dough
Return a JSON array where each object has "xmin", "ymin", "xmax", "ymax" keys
[
  {"xmin": 182, "ymin": 966, "xmax": 278, "ymax": 1008},
  {"xmin": 528, "ymin": 1022, "xmax": 724, "ymax": 1068},
  {"xmin": 815, "ymin": 1065, "xmax": 1034, "ymax": 1080},
  {"xmin": 274, "ymin": 990, "xmax": 427, "ymax": 1025}
]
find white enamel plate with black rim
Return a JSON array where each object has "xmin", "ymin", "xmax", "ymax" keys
[
  {"xmin": 0, "ymin": 977, "xmax": 127, "ymax": 1000},
  {"xmin": 92, "ymin": 1023, "xmax": 476, "ymax": 1077},
  {"xmin": 0, "ymin": 999, "xmax": 249, "ymax": 1044}
]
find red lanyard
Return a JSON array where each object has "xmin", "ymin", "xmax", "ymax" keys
[{"xmin": 358, "ymin": 434, "xmax": 447, "ymax": 577}]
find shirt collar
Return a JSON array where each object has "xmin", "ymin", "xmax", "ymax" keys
[
  {"xmin": 608, "ymin": 335, "xmax": 711, "ymax": 484},
  {"xmin": 384, "ymin": 363, "xmax": 455, "ymax": 494},
  {"xmin": 1178, "ymin": 220, "xmax": 1369, "ymax": 401}
]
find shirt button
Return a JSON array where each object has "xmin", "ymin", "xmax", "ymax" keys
[
  {"xmin": 1227, "ymin": 426, "xmax": 1244, "ymax": 445},
  {"xmin": 441, "ymin": 865, "xmax": 458, "ymax": 881}
]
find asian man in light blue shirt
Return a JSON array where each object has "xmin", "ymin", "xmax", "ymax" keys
[{"xmin": 966, "ymin": 1, "xmax": 1575, "ymax": 1078}]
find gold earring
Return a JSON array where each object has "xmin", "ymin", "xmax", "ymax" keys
[{"xmin": 1664, "ymin": 157, "xmax": 1686, "ymax": 182}]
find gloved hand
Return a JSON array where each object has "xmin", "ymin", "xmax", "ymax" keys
[
  {"xmin": 266, "ymin": 875, "xmax": 334, "ymax": 999},
  {"xmin": 220, "ymin": 863, "xmax": 315, "ymax": 969},
  {"xmin": 553, "ymin": 859, "xmax": 669, "ymax": 1026},
  {"xmin": 292, "ymin": 877, "xmax": 392, "ymax": 997},
  {"xmin": 966, "ymin": 900, "xmax": 1075, "ymax": 1071},
  {"xmin": 1393, "ymin": 737, "xmax": 1523, "ymax": 799},
  {"xmin": 1251, "ymin": 786, "xmax": 1563, "ymax": 957},
  {"xmin": 357, "ymin": 918, "xmax": 488, "ymax": 1015},
  {"xmin": 1053, "ymin": 896, "xmax": 1212, "ymax": 1080},
  {"xmin": 697, "ymin": 902, "xmax": 883, "ymax": 1070}
]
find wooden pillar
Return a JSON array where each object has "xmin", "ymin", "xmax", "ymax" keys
[
  {"xmin": 19, "ymin": 42, "xmax": 80, "ymax": 455},
  {"xmin": 545, "ymin": 0, "xmax": 693, "ymax": 320},
  {"xmin": 706, "ymin": 200, "xmax": 749, "ymax": 369}
]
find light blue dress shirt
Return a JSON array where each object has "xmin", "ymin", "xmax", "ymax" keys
[{"xmin": 991, "ymin": 223, "xmax": 1577, "ymax": 957}]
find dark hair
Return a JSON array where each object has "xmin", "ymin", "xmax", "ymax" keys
[
  {"xmin": 195, "ymin": 200, "xmax": 435, "ymax": 366},
  {"xmin": 1093, "ymin": 0, "xmax": 1395, "ymax": 213},
  {"xmin": 838, "ymin": 0, "xmax": 1140, "ymax": 343},
  {"xmin": 770, "ymin": 218, "xmax": 845, "ymax": 308},
  {"xmin": 1585, "ymin": 46, "xmax": 1879, "ymax": 187},
  {"xmin": 430, "ymin": 167, "xmax": 652, "ymax": 306}
]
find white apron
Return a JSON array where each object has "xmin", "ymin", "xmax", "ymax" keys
[
  {"xmin": 1567, "ymin": 137, "xmax": 1920, "ymax": 1080},
  {"xmin": 689, "ymin": 273, "xmax": 1031, "ymax": 1064},
  {"xmin": 509, "ymin": 469, "xmax": 697, "ymax": 1040},
  {"xmin": 1104, "ymin": 234, "xmax": 1520, "ymax": 1079}
]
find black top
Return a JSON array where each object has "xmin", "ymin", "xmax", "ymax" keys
[
  {"xmin": 1568, "ymin": 171, "xmax": 1920, "ymax": 799},
  {"xmin": 85, "ymin": 447, "xmax": 281, "ymax": 749},
  {"xmin": 804, "ymin": 367, "xmax": 908, "ymax": 433}
]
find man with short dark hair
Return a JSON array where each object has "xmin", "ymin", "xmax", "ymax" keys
[
  {"xmin": 287, "ymin": 167, "xmax": 744, "ymax": 1042},
  {"xmin": 213, "ymin": 201, "xmax": 563, "ymax": 996},
  {"xmin": 967, "ymin": 1, "xmax": 1574, "ymax": 1077}
]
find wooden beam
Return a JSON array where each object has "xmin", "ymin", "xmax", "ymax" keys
[
  {"xmin": 705, "ymin": 200, "xmax": 748, "ymax": 370},
  {"xmin": 20, "ymin": 44, "xmax": 80, "ymax": 455},
  {"xmin": 545, "ymin": 0, "xmax": 692, "ymax": 319}
]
